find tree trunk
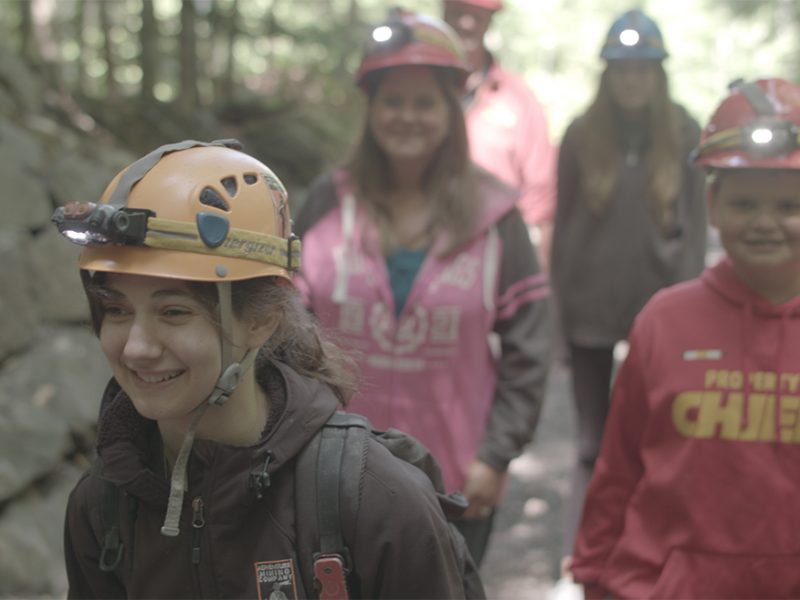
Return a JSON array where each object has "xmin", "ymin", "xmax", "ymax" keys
[
  {"xmin": 179, "ymin": 0, "xmax": 200, "ymax": 110},
  {"xmin": 19, "ymin": 0, "xmax": 39, "ymax": 62},
  {"xmin": 348, "ymin": 0, "xmax": 360, "ymax": 25},
  {"xmin": 97, "ymin": 0, "xmax": 119, "ymax": 99},
  {"xmin": 76, "ymin": 0, "xmax": 88, "ymax": 95},
  {"xmin": 213, "ymin": 0, "xmax": 238, "ymax": 105},
  {"xmin": 139, "ymin": 0, "xmax": 158, "ymax": 103}
]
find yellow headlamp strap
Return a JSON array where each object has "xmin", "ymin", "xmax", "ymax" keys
[{"xmin": 145, "ymin": 217, "xmax": 301, "ymax": 270}]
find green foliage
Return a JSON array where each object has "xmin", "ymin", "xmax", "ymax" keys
[{"xmin": 1, "ymin": 0, "xmax": 798, "ymax": 178}]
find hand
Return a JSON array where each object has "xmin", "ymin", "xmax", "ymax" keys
[{"xmin": 462, "ymin": 460, "xmax": 506, "ymax": 520}]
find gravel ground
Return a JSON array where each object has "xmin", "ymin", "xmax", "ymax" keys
[{"xmin": 480, "ymin": 362, "xmax": 577, "ymax": 600}]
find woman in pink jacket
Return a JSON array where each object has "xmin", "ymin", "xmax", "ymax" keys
[{"xmin": 295, "ymin": 8, "xmax": 552, "ymax": 565}]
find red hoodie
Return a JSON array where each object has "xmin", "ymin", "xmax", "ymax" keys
[{"xmin": 572, "ymin": 259, "xmax": 800, "ymax": 599}]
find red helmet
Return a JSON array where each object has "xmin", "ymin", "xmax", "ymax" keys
[
  {"xmin": 356, "ymin": 8, "xmax": 470, "ymax": 88},
  {"xmin": 692, "ymin": 78, "xmax": 800, "ymax": 170},
  {"xmin": 443, "ymin": 0, "xmax": 503, "ymax": 11}
]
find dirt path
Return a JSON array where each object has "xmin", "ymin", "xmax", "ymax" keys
[{"xmin": 480, "ymin": 363, "xmax": 576, "ymax": 599}]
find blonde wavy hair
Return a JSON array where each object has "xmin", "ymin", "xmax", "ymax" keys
[{"xmin": 575, "ymin": 62, "xmax": 684, "ymax": 231}]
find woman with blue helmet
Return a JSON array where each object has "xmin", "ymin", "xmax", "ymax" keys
[{"xmin": 551, "ymin": 7, "xmax": 707, "ymax": 573}]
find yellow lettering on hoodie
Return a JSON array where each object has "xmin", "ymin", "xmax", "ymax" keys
[
  {"xmin": 749, "ymin": 371, "xmax": 777, "ymax": 392},
  {"xmin": 780, "ymin": 395, "xmax": 800, "ymax": 442},
  {"xmin": 696, "ymin": 392, "xmax": 742, "ymax": 439},
  {"xmin": 704, "ymin": 369, "xmax": 744, "ymax": 390},
  {"xmin": 672, "ymin": 392, "xmax": 704, "ymax": 436},
  {"xmin": 671, "ymin": 392, "xmax": 780, "ymax": 442},
  {"xmin": 737, "ymin": 393, "xmax": 770, "ymax": 441},
  {"xmin": 781, "ymin": 373, "xmax": 800, "ymax": 393},
  {"xmin": 756, "ymin": 394, "xmax": 777, "ymax": 442}
]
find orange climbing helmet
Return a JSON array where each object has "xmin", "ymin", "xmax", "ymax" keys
[
  {"xmin": 356, "ymin": 8, "xmax": 470, "ymax": 89},
  {"xmin": 692, "ymin": 78, "xmax": 800, "ymax": 170},
  {"xmin": 52, "ymin": 139, "xmax": 300, "ymax": 282}
]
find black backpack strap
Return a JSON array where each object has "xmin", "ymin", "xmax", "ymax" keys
[
  {"xmin": 295, "ymin": 428, "xmax": 321, "ymax": 598},
  {"xmin": 98, "ymin": 478, "xmax": 124, "ymax": 573},
  {"xmin": 89, "ymin": 458, "xmax": 138, "ymax": 585},
  {"xmin": 295, "ymin": 412, "xmax": 371, "ymax": 600}
]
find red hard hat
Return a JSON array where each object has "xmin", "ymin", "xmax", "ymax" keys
[
  {"xmin": 692, "ymin": 78, "xmax": 800, "ymax": 170},
  {"xmin": 443, "ymin": 0, "xmax": 503, "ymax": 11},
  {"xmin": 356, "ymin": 9, "xmax": 471, "ymax": 88}
]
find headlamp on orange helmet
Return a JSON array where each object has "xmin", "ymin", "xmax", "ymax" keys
[
  {"xmin": 692, "ymin": 78, "xmax": 800, "ymax": 170},
  {"xmin": 53, "ymin": 201, "xmax": 153, "ymax": 246},
  {"xmin": 52, "ymin": 139, "xmax": 301, "ymax": 280}
]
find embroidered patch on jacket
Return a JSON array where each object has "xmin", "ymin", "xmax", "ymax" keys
[
  {"xmin": 255, "ymin": 559, "xmax": 298, "ymax": 600},
  {"xmin": 682, "ymin": 349, "xmax": 723, "ymax": 361}
]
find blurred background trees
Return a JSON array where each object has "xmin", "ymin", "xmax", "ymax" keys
[{"xmin": 2, "ymin": 0, "xmax": 799, "ymax": 193}]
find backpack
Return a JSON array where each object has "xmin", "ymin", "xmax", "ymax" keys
[
  {"xmin": 92, "ymin": 411, "xmax": 485, "ymax": 599},
  {"xmin": 293, "ymin": 411, "xmax": 485, "ymax": 599}
]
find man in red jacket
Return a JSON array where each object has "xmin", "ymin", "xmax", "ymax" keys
[
  {"xmin": 571, "ymin": 78, "xmax": 800, "ymax": 599},
  {"xmin": 442, "ymin": 0, "xmax": 556, "ymax": 270}
]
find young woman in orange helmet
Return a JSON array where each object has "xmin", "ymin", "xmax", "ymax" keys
[{"xmin": 57, "ymin": 140, "xmax": 480, "ymax": 599}]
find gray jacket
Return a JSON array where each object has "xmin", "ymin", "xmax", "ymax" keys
[{"xmin": 552, "ymin": 107, "xmax": 706, "ymax": 346}]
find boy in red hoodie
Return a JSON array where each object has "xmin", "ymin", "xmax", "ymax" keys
[{"xmin": 571, "ymin": 78, "xmax": 800, "ymax": 598}]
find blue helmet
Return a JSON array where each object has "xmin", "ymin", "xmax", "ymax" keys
[{"xmin": 600, "ymin": 9, "xmax": 668, "ymax": 61}]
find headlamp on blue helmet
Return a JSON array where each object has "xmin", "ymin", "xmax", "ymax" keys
[{"xmin": 601, "ymin": 9, "xmax": 668, "ymax": 61}]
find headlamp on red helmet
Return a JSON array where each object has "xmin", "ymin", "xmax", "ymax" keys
[
  {"xmin": 693, "ymin": 119, "xmax": 800, "ymax": 163},
  {"xmin": 692, "ymin": 79, "xmax": 800, "ymax": 168},
  {"xmin": 356, "ymin": 8, "xmax": 469, "ymax": 88}
]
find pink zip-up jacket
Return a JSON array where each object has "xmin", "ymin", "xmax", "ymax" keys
[
  {"xmin": 294, "ymin": 168, "xmax": 552, "ymax": 493},
  {"xmin": 572, "ymin": 259, "xmax": 800, "ymax": 599},
  {"xmin": 465, "ymin": 60, "xmax": 556, "ymax": 228}
]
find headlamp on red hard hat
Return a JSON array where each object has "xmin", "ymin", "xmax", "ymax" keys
[
  {"xmin": 692, "ymin": 79, "xmax": 800, "ymax": 169},
  {"xmin": 356, "ymin": 8, "xmax": 469, "ymax": 88},
  {"xmin": 365, "ymin": 10, "xmax": 415, "ymax": 56},
  {"xmin": 693, "ymin": 119, "xmax": 800, "ymax": 163}
]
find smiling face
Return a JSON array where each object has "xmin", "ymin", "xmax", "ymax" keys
[
  {"xmin": 712, "ymin": 169, "xmax": 800, "ymax": 302},
  {"xmin": 368, "ymin": 66, "xmax": 451, "ymax": 169},
  {"xmin": 96, "ymin": 274, "xmax": 241, "ymax": 424},
  {"xmin": 606, "ymin": 59, "xmax": 660, "ymax": 115}
]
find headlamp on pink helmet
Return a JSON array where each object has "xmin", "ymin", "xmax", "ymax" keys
[
  {"xmin": 691, "ymin": 78, "xmax": 800, "ymax": 170},
  {"xmin": 356, "ymin": 7, "xmax": 471, "ymax": 89}
]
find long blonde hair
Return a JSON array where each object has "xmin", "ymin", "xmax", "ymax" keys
[
  {"xmin": 347, "ymin": 67, "xmax": 480, "ymax": 256},
  {"xmin": 576, "ymin": 63, "xmax": 684, "ymax": 230}
]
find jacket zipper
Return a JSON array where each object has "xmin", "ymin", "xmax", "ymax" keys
[{"xmin": 191, "ymin": 496, "xmax": 205, "ymax": 565}]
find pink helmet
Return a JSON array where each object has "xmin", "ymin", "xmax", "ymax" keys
[
  {"xmin": 443, "ymin": 0, "xmax": 503, "ymax": 11},
  {"xmin": 692, "ymin": 78, "xmax": 800, "ymax": 170},
  {"xmin": 356, "ymin": 8, "xmax": 471, "ymax": 89}
]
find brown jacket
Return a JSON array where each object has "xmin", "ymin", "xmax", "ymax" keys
[{"xmin": 64, "ymin": 361, "xmax": 469, "ymax": 599}]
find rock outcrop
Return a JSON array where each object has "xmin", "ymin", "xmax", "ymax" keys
[{"xmin": 0, "ymin": 44, "xmax": 133, "ymax": 598}]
